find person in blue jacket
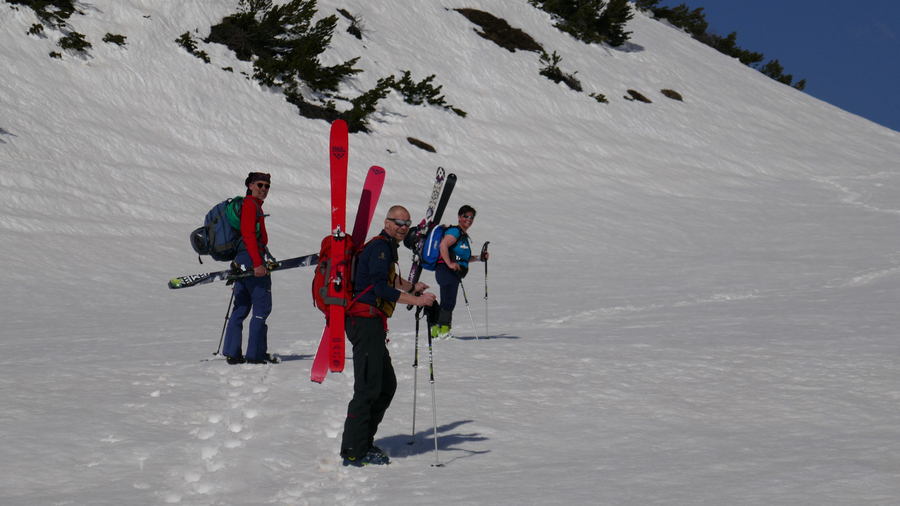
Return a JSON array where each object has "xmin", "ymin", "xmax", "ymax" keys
[
  {"xmin": 340, "ymin": 205, "xmax": 436, "ymax": 467},
  {"xmin": 433, "ymin": 205, "xmax": 488, "ymax": 339}
]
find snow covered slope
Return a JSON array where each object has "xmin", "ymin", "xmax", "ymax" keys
[{"xmin": 1, "ymin": 1, "xmax": 899, "ymax": 504}]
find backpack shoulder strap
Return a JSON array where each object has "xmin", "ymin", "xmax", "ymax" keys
[{"xmin": 445, "ymin": 225, "xmax": 466, "ymax": 247}]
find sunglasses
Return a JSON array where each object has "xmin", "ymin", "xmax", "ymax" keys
[
  {"xmin": 460, "ymin": 215, "xmax": 475, "ymax": 220},
  {"xmin": 387, "ymin": 218, "xmax": 412, "ymax": 227},
  {"xmin": 256, "ymin": 182, "xmax": 270, "ymax": 189}
]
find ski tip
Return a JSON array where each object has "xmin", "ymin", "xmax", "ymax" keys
[{"xmin": 168, "ymin": 279, "xmax": 183, "ymax": 289}]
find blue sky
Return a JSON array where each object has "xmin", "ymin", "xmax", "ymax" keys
[{"xmin": 651, "ymin": 0, "xmax": 900, "ymax": 133}]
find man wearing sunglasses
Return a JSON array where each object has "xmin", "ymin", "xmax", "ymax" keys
[
  {"xmin": 222, "ymin": 172, "xmax": 277, "ymax": 365},
  {"xmin": 341, "ymin": 205, "xmax": 437, "ymax": 467}
]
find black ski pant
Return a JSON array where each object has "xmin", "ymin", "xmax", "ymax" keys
[{"xmin": 341, "ymin": 315, "xmax": 396, "ymax": 459}]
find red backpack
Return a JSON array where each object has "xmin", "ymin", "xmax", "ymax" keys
[
  {"xmin": 312, "ymin": 234, "xmax": 355, "ymax": 317},
  {"xmin": 312, "ymin": 235, "xmax": 393, "ymax": 319}
]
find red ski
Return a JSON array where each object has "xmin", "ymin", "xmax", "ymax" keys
[
  {"xmin": 311, "ymin": 162, "xmax": 386, "ymax": 383},
  {"xmin": 352, "ymin": 166, "xmax": 385, "ymax": 246},
  {"xmin": 310, "ymin": 326, "xmax": 331, "ymax": 384},
  {"xmin": 328, "ymin": 120, "xmax": 349, "ymax": 375}
]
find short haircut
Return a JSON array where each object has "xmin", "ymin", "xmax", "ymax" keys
[{"xmin": 387, "ymin": 205, "xmax": 409, "ymax": 218}]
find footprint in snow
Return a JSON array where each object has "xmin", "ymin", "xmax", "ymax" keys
[
  {"xmin": 195, "ymin": 429, "xmax": 215, "ymax": 440},
  {"xmin": 200, "ymin": 445, "xmax": 218, "ymax": 460}
]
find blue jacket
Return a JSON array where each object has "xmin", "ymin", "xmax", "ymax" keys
[
  {"xmin": 353, "ymin": 231, "xmax": 401, "ymax": 313},
  {"xmin": 442, "ymin": 226, "xmax": 471, "ymax": 269}
]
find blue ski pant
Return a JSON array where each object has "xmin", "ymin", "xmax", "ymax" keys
[
  {"xmin": 435, "ymin": 263, "xmax": 461, "ymax": 321},
  {"xmin": 222, "ymin": 253, "xmax": 272, "ymax": 361}
]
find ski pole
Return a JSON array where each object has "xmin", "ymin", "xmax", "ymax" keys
[
  {"xmin": 409, "ymin": 306, "xmax": 422, "ymax": 445},
  {"xmin": 457, "ymin": 273, "xmax": 479, "ymax": 340},
  {"xmin": 427, "ymin": 323, "xmax": 443, "ymax": 467},
  {"xmin": 214, "ymin": 288, "xmax": 235, "ymax": 356},
  {"xmin": 481, "ymin": 242, "xmax": 489, "ymax": 338}
]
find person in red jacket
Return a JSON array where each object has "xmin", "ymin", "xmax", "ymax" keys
[{"xmin": 223, "ymin": 172, "xmax": 276, "ymax": 364}]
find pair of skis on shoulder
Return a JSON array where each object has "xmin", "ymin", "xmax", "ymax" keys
[
  {"xmin": 311, "ymin": 119, "xmax": 386, "ymax": 383},
  {"xmin": 406, "ymin": 169, "xmax": 457, "ymax": 305}
]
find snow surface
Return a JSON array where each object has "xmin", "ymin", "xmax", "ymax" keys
[{"xmin": 2, "ymin": 1, "xmax": 900, "ymax": 505}]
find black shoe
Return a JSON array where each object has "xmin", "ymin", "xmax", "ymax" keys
[
  {"xmin": 225, "ymin": 356, "xmax": 245, "ymax": 365},
  {"xmin": 343, "ymin": 449, "xmax": 390, "ymax": 467},
  {"xmin": 246, "ymin": 353, "xmax": 279, "ymax": 364}
]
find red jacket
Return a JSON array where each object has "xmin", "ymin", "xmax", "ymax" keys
[{"xmin": 240, "ymin": 195, "xmax": 268, "ymax": 267}]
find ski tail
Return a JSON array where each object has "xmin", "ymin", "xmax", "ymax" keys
[
  {"xmin": 310, "ymin": 325, "xmax": 330, "ymax": 383},
  {"xmin": 431, "ymin": 173, "xmax": 457, "ymax": 226}
]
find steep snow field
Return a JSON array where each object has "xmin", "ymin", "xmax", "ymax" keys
[{"xmin": 2, "ymin": 1, "xmax": 899, "ymax": 504}]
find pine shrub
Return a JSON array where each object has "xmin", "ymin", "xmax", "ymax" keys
[
  {"xmin": 336, "ymin": 8, "xmax": 366, "ymax": 40},
  {"xmin": 58, "ymin": 31, "xmax": 91, "ymax": 52},
  {"xmin": 201, "ymin": 0, "xmax": 466, "ymax": 127},
  {"xmin": 206, "ymin": 0, "xmax": 361, "ymax": 93},
  {"xmin": 9, "ymin": 0, "xmax": 77, "ymax": 27},
  {"xmin": 176, "ymin": 32, "xmax": 210, "ymax": 63},
  {"xmin": 455, "ymin": 8, "xmax": 543, "ymax": 53},
  {"xmin": 694, "ymin": 31, "xmax": 764, "ymax": 67},
  {"xmin": 539, "ymin": 51, "xmax": 582, "ymax": 92},
  {"xmin": 103, "ymin": 33, "xmax": 127, "ymax": 46},
  {"xmin": 529, "ymin": 0, "xmax": 633, "ymax": 47}
]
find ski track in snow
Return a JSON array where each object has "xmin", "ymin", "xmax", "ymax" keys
[{"xmin": 815, "ymin": 173, "xmax": 900, "ymax": 216}]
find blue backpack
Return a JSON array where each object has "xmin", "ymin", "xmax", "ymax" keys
[
  {"xmin": 190, "ymin": 197, "xmax": 247, "ymax": 263},
  {"xmin": 421, "ymin": 224, "xmax": 464, "ymax": 271}
]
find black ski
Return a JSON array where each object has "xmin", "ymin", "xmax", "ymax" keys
[
  {"xmin": 406, "ymin": 170, "xmax": 456, "ymax": 307},
  {"xmin": 168, "ymin": 253, "xmax": 319, "ymax": 289}
]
